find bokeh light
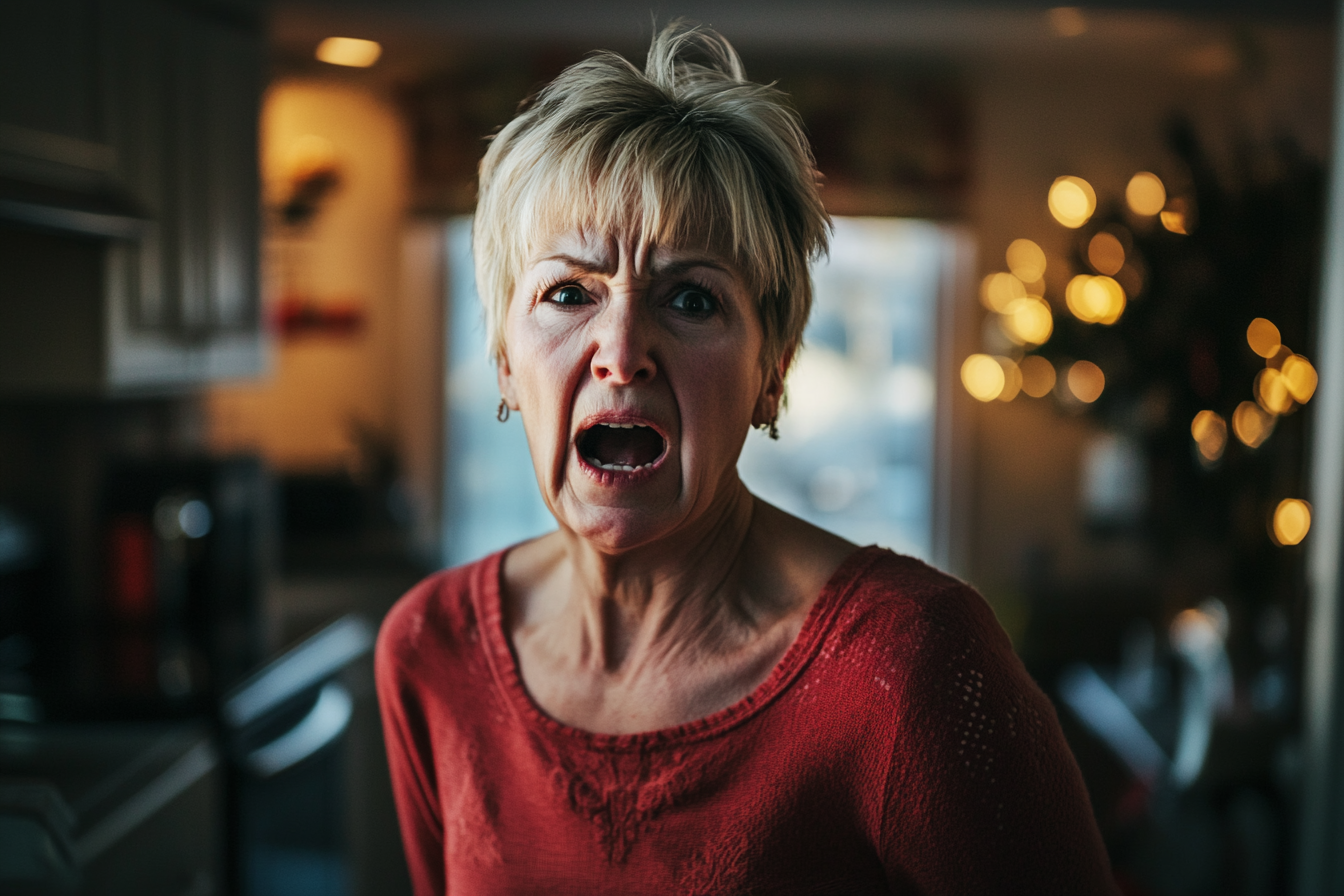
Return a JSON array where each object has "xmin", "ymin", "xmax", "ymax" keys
[
  {"xmin": 997, "ymin": 357, "xmax": 1023, "ymax": 401},
  {"xmin": 1019, "ymin": 355, "xmax": 1056, "ymax": 398},
  {"xmin": 1126, "ymin": 172, "xmax": 1167, "ymax": 216},
  {"xmin": 1281, "ymin": 355, "xmax": 1318, "ymax": 403},
  {"xmin": 1067, "ymin": 360, "xmax": 1105, "ymax": 403},
  {"xmin": 1232, "ymin": 401, "xmax": 1276, "ymax": 449},
  {"xmin": 1001, "ymin": 296, "xmax": 1054, "ymax": 346},
  {"xmin": 1065, "ymin": 276, "xmax": 1090, "ymax": 320},
  {"xmin": 1161, "ymin": 211, "xmax": 1187, "ymax": 233},
  {"xmin": 1087, "ymin": 232, "xmax": 1125, "ymax": 276},
  {"xmin": 1048, "ymin": 176, "xmax": 1097, "ymax": 228},
  {"xmin": 980, "ymin": 272, "xmax": 1026, "ymax": 313},
  {"xmin": 1091, "ymin": 278, "xmax": 1126, "ymax": 324},
  {"xmin": 1006, "ymin": 239, "xmax": 1047, "ymax": 283},
  {"xmin": 1272, "ymin": 498, "xmax": 1312, "ymax": 546},
  {"xmin": 1065, "ymin": 274, "xmax": 1126, "ymax": 324},
  {"xmin": 962, "ymin": 353, "xmax": 1006, "ymax": 402},
  {"xmin": 1161, "ymin": 198, "xmax": 1190, "ymax": 234},
  {"xmin": 315, "ymin": 36, "xmax": 383, "ymax": 68},
  {"xmin": 1246, "ymin": 318, "xmax": 1282, "ymax": 359},
  {"xmin": 1256, "ymin": 368, "xmax": 1294, "ymax": 415},
  {"xmin": 1191, "ymin": 410, "xmax": 1227, "ymax": 463}
]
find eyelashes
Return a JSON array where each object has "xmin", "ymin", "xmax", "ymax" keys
[
  {"xmin": 667, "ymin": 281, "xmax": 722, "ymax": 317},
  {"xmin": 681, "ymin": 277, "xmax": 725, "ymax": 306},
  {"xmin": 531, "ymin": 273, "xmax": 727, "ymax": 317},
  {"xmin": 533, "ymin": 274, "xmax": 576, "ymax": 305}
]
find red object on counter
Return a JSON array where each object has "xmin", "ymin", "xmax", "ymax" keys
[
  {"xmin": 107, "ymin": 514, "xmax": 154, "ymax": 619},
  {"xmin": 377, "ymin": 547, "xmax": 1118, "ymax": 896}
]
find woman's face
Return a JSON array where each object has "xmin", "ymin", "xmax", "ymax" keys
[{"xmin": 498, "ymin": 227, "xmax": 782, "ymax": 553}]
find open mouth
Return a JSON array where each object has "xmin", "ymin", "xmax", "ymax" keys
[{"xmin": 578, "ymin": 422, "xmax": 667, "ymax": 473}]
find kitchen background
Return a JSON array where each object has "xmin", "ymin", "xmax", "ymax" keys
[{"xmin": 2, "ymin": 0, "xmax": 1343, "ymax": 894}]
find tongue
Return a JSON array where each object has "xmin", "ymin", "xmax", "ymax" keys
[{"xmin": 582, "ymin": 426, "xmax": 664, "ymax": 467}]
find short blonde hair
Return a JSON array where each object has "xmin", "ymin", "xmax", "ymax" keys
[{"xmin": 473, "ymin": 22, "xmax": 829, "ymax": 374}]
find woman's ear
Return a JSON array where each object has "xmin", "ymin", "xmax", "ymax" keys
[
  {"xmin": 752, "ymin": 346, "xmax": 793, "ymax": 428},
  {"xmin": 496, "ymin": 352, "xmax": 519, "ymax": 410}
]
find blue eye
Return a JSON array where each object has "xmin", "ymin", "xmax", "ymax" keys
[
  {"xmin": 668, "ymin": 288, "xmax": 717, "ymax": 316},
  {"xmin": 548, "ymin": 285, "xmax": 588, "ymax": 306}
]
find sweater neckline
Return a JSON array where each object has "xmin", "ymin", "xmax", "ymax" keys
[{"xmin": 475, "ymin": 543, "xmax": 882, "ymax": 751}]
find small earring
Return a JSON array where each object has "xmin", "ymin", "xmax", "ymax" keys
[
  {"xmin": 496, "ymin": 398, "xmax": 510, "ymax": 423},
  {"xmin": 755, "ymin": 414, "xmax": 779, "ymax": 440}
]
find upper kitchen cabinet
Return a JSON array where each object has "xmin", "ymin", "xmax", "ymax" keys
[{"xmin": 0, "ymin": 0, "xmax": 265, "ymax": 395}]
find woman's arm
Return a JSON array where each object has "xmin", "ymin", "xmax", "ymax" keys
[
  {"xmin": 878, "ymin": 582, "xmax": 1118, "ymax": 896},
  {"xmin": 376, "ymin": 601, "xmax": 447, "ymax": 896}
]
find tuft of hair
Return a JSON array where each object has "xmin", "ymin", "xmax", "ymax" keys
[{"xmin": 473, "ymin": 21, "xmax": 830, "ymax": 374}]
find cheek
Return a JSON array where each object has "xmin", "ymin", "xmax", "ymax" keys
[
  {"xmin": 507, "ymin": 312, "xmax": 588, "ymax": 398},
  {"xmin": 673, "ymin": 341, "xmax": 762, "ymax": 451},
  {"xmin": 505, "ymin": 311, "xmax": 592, "ymax": 482}
]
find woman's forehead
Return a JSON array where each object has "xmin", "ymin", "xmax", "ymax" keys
[{"xmin": 525, "ymin": 225, "xmax": 742, "ymax": 279}]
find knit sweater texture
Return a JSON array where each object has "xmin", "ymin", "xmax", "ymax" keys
[{"xmin": 376, "ymin": 545, "xmax": 1117, "ymax": 895}]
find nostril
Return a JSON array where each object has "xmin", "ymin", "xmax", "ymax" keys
[{"xmin": 590, "ymin": 350, "xmax": 655, "ymax": 383}]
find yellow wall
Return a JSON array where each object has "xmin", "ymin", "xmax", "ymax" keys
[{"xmin": 207, "ymin": 79, "xmax": 409, "ymax": 473}]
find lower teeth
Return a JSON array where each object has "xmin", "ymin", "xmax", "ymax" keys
[{"xmin": 584, "ymin": 456, "xmax": 648, "ymax": 473}]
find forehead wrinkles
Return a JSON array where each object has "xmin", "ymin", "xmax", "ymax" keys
[
  {"xmin": 515, "ymin": 133, "xmax": 768, "ymax": 296},
  {"xmin": 527, "ymin": 226, "xmax": 738, "ymax": 285}
]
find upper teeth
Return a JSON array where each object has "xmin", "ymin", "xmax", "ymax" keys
[{"xmin": 600, "ymin": 422, "xmax": 646, "ymax": 429}]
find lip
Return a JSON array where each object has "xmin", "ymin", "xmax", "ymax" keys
[{"xmin": 573, "ymin": 412, "xmax": 670, "ymax": 485}]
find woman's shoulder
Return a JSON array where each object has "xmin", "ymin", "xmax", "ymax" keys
[
  {"xmin": 375, "ymin": 551, "xmax": 501, "ymax": 679},
  {"xmin": 837, "ymin": 548, "xmax": 1004, "ymax": 647},
  {"xmin": 824, "ymin": 548, "xmax": 1024, "ymax": 702},
  {"xmin": 749, "ymin": 501, "xmax": 991, "ymax": 650}
]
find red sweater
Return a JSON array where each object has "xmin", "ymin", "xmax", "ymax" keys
[{"xmin": 376, "ymin": 546, "xmax": 1116, "ymax": 895}]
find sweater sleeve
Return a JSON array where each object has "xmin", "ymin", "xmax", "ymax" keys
[
  {"xmin": 376, "ymin": 585, "xmax": 447, "ymax": 896},
  {"xmin": 878, "ymin": 581, "xmax": 1118, "ymax": 896}
]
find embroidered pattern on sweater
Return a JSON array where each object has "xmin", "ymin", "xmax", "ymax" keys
[{"xmin": 529, "ymin": 734, "xmax": 731, "ymax": 864}]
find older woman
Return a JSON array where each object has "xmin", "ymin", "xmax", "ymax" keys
[{"xmin": 377, "ymin": 23, "xmax": 1115, "ymax": 895}]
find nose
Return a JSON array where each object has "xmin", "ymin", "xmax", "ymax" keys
[{"xmin": 590, "ymin": 295, "xmax": 657, "ymax": 385}]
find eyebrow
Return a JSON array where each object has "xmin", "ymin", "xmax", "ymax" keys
[
  {"xmin": 537, "ymin": 254, "xmax": 616, "ymax": 274},
  {"xmin": 653, "ymin": 258, "xmax": 734, "ymax": 279},
  {"xmin": 536, "ymin": 254, "xmax": 734, "ymax": 279}
]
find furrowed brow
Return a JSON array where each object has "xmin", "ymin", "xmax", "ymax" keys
[
  {"xmin": 537, "ymin": 254, "xmax": 616, "ymax": 274},
  {"xmin": 650, "ymin": 258, "xmax": 734, "ymax": 279}
]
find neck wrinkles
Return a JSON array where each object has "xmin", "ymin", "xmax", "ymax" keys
[{"xmin": 559, "ymin": 476, "xmax": 759, "ymax": 672}]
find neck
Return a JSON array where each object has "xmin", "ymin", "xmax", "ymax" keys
[{"xmin": 558, "ymin": 477, "xmax": 761, "ymax": 672}]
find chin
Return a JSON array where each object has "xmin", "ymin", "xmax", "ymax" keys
[{"xmin": 557, "ymin": 497, "xmax": 690, "ymax": 554}]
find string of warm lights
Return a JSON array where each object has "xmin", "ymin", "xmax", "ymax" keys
[
  {"xmin": 962, "ymin": 172, "xmax": 1143, "ymax": 405},
  {"xmin": 1187, "ymin": 316, "xmax": 1318, "ymax": 544},
  {"xmin": 1190, "ymin": 324, "xmax": 1317, "ymax": 444},
  {"xmin": 963, "ymin": 170, "xmax": 1315, "ymax": 546}
]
